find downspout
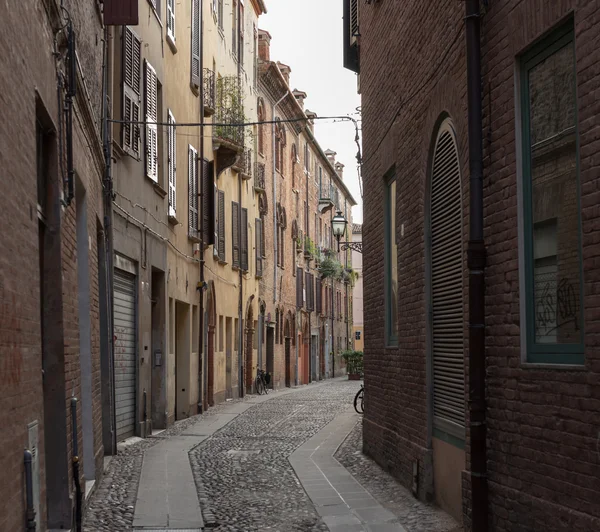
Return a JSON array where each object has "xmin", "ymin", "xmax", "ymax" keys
[
  {"xmin": 198, "ymin": 0, "xmax": 205, "ymax": 412},
  {"xmin": 272, "ymin": 93, "xmax": 287, "ymax": 304},
  {"xmin": 465, "ymin": 1, "xmax": 488, "ymax": 530},
  {"xmin": 237, "ymin": 2, "xmax": 245, "ymax": 396},
  {"xmin": 330, "ymin": 208, "xmax": 335, "ymax": 377}
]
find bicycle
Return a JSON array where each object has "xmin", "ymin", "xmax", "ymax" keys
[
  {"xmin": 255, "ymin": 368, "xmax": 270, "ymax": 395},
  {"xmin": 354, "ymin": 384, "xmax": 364, "ymax": 414}
]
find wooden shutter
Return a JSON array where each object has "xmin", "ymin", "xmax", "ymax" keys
[
  {"xmin": 201, "ymin": 159, "xmax": 215, "ymax": 245},
  {"xmin": 188, "ymin": 146, "xmax": 198, "ymax": 237},
  {"xmin": 167, "ymin": 0, "xmax": 176, "ymax": 40},
  {"xmin": 255, "ymin": 219, "xmax": 263, "ymax": 277},
  {"xmin": 316, "ymin": 277, "xmax": 322, "ymax": 314},
  {"xmin": 191, "ymin": 0, "xmax": 200, "ymax": 89},
  {"xmin": 123, "ymin": 27, "xmax": 141, "ymax": 157},
  {"xmin": 167, "ymin": 110, "xmax": 176, "ymax": 217},
  {"xmin": 232, "ymin": 201, "xmax": 240, "ymax": 268},
  {"xmin": 305, "ymin": 272, "xmax": 311, "ymax": 310},
  {"xmin": 104, "ymin": 0, "xmax": 139, "ymax": 26},
  {"xmin": 430, "ymin": 125, "xmax": 465, "ymax": 431},
  {"xmin": 214, "ymin": 183, "xmax": 219, "ymax": 256},
  {"xmin": 145, "ymin": 61, "xmax": 158, "ymax": 182},
  {"xmin": 218, "ymin": 190, "xmax": 225, "ymax": 261},
  {"xmin": 241, "ymin": 207, "xmax": 248, "ymax": 271},
  {"xmin": 296, "ymin": 268, "xmax": 303, "ymax": 308}
]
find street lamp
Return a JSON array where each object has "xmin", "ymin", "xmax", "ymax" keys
[{"xmin": 332, "ymin": 210, "xmax": 348, "ymax": 252}]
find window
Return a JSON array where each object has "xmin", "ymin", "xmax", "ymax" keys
[
  {"xmin": 291, "ymin": 143, "xmax": 297, "ymax": 187},
  {"xmin": 201, "ymin": 159, "xmax": 215, "ymax": 245},
  {"xmin": 145, "ymin": 61, "xmax": 159, "ymax": 182},
  {"xmin": 239, "ymin": 3, "xmax": 245, "ymax": 67},
  {"xmin": 167, "ymin": 110, "xmax": 176, "ymax": 218},
  {"xmin": 217, "ymin": 190, "xmax": 225, "ymax": 261},
  {"xmin": 520, "ymin": 22, "xmax": 583, "ymax": 364},
  {"xmin": 275, "ymin": 120, "xmax": 285, "ymax": 173},
  {"xmin": 255, "ymin": 218, "xmax": 263, "ymax": 277},
  {"xmin": 232, "ymin": 0, "xmax": 238, "ymax": 59},
  {"xmin": 253, "ymin": 26, "xmax": 258, "ymax": 88},
  {"xmin": 385, "ymin": 174, "xmax": 398, "ymax": 345},
  {"xmin": 241, "ymin": 207, "xmax": 248, "ymax": 272},
  {"xmin": 166, "ymin": 0, "xmax": 175, "ymax": 41},
  {"xmin": 188, "ymin": 145, "xmax": 198, "ymax": 238},
  {"xmin": 232, "ymin": 201, "xmax": 240, "ymax": 268},
  {"xmin": 258, "ymin": 98, "xmax": 265, "ymax": 155},
  {"xmin": 123, "ymin": 27, "xmax": 141, "ymax": 158},
  {"xmin": 148, "ymin": 0, "xmax": 161, "ymax": 19},
  {"xmin": 296, "ymin": 268, "xmax": 304, "ymax": 308},
  {"xmin": 191, "ymin": 0, "xmax": 200, "ymax": 90},
  {"xmin": 355, "ymin": 331, "xmax": 361, "ymax": 341},
  {"xmin": 218, "ymin": 0, "xmax": 224, "ymax": 30}
]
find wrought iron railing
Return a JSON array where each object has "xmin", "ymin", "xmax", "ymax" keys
[
  {"xmin": 213, "ymin": 75, "xmax": 245, "ymax": 147},
  {"xmin": 203, "ymin": 68, "xmax": 215, "ymax": 115},
  {"xmin": 254, "ymin": 162, "xmax": 265, "ymax": 191}
]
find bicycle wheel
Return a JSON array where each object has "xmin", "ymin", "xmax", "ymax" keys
[
  {"xmin": 255, "ymin": 375, "xmax": 264, "ymax": 395},
  {"xmin": 354, "ymin": 387, "xmax": 364, "ymax": 414}
]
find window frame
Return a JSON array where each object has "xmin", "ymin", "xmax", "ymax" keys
[
  {"xmin": 519, "ymin": 21, "xmax": 584, "ymax": 365},
  {"xmin": 384, "ymin": 171, "xmax": 398, "ymax": 347}
]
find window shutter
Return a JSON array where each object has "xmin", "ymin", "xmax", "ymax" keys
[
  {"xmin": 241, "ymin": 207, "xmax": 248, "ymax": 271},
  {"xmin": 232, "ymin": 201, "xmax": 240, "ymax": 268},
  {"xmin": 104, "ymin": 0, "xmax": 139, "ymax": 26},
  {"xmin": 214, "ymin": 183, "xmax": 219, "ymax": 257},
  {"xmin": 430, "ymin": 127, "xmax": 465, "ymax": 431},
  {"xmin": 218, "ymin": 190, "xmax": 225, "ymax": 261},
  {"xmin": 188, "ymin": 145, "xmax": 198, "ymax": 237},
  {"xmin": 123, "ymin": 27, "xmax": 141, "ymax": 157},
  {"xmin": 167, "ymin": 110, "xmax": 177, "ymax": 217},
  {"xmin": 201, "ymin": 159, "xmax": 215, "ymax": 245},
  {"xmin": 296, "ymin": 268, "xmax": 303, "ymax": 308},
  {"xmin": 305, "ymin": 272, "xmax": 311, "ymax": 310},
  {"xmin": 145, "ymin": 61, "xmax": 159, "ymax": 182},
  {"xmin": 255, "ymin": 219, "xmax": 263, "ymax": 277},
  {"xmin": 316, "ymin": 277, "xmax": 322, "ymax": 314},
  {"xmin": 167, "ymin": 0, "xmax": 176, "ymax": 40},
  {"xmin": 191, "ymin": 0, "xmax": 200, "ymax": 89}
]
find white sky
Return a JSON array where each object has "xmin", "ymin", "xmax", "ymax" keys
[{"xmin": 260, "ymin": 0, "xmax": 363, "ymax": 223}]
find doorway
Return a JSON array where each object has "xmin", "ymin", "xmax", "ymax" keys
[
  {"xmin": 266, "ymin": 326, "xmax": 274, "ymax": 388},
  {"xmin": 226, "ymin": 317, "xmax": 233, "ymax": 398},
  {"xmin": 285, "ymin": 338, "xmax": 291, "ymax": 387},
  {"xmin": 175, "ymin": 302, "xmax": 191, "ymax": 420}
]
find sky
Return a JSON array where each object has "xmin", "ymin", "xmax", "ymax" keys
[{"xmin": 260, "ymin": 0, "xmax": 363, "ymax": 224}]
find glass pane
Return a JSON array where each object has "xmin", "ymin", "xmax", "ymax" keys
[
  {"xmin": 528, "ymin": 41, "xmax": 581, "ymax": 344},
  {"xmin": 388, "ymin": 180, "xmax": 398, "ymax": 340}
]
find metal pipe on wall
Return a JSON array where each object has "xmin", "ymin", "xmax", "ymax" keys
[
  {"xmin": 198, "ymin": 0, "xmax": 206, "ymax": 413},
  {"xmin": 465, "ymin": 1, "xmax": 488, "ymax": 530}
]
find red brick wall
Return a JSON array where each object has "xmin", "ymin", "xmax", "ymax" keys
[
  {"xmin": 0, "ymin": 1, "xmax": 106, "ymax": 529},
  {"xmin": 360, "ymin": 0, "xmax": 600, "ymax": 530}
]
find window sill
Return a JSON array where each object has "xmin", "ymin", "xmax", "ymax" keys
[
  {"xmin": 168, "ymin": 213, "xmax": 179, "ymax": 226},
  {"xmin": 521, "ymin": 361, "xmax": 586, "ymax": 370},
  {"xmin": 152, "ymin": 182, "xmax": 168, "ymax": 198},
  {"xmin": 190, "ymin": 83, "xmax": 200, "ymax": 97},
  {"xmin": 188, "ymin": 233, "xmax": 201, "ymax": 244},
  {"xmin": 166, "ymin": 33, "xmax": 177, "ymax": 54}
]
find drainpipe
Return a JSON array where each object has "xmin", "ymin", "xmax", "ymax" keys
[
  {"xmin": 272, "ymin": 93, "xmax": 287, "ymax": 304},
  {"xmin": 198, "ymin": 0, "xmax": 206, "ymax": 413},
  {"xmin": 465, "ymin": 1, "xmax": 488, "ymax": 530}
]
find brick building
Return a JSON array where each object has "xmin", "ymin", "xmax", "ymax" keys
[
  {"xmin": 0, "ymin": 0, "xmax": 110, "ymax": 529},
  {"xmin": 349, "ymin": 0, "xmax": 600, "ymax": 530},
  {"xmin": 257, "ymin": 31, "xmax": 357, "ymax": 387}
]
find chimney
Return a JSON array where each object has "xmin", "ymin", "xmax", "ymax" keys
[
  {"xmin": 293, "ymin": 89, "xmax": 307, "ymax": 110},
  {"xmin": 305, "ymin": 110, "xmax": 317, "ymax": 134},
  {"xmin": 325, "ymin": 149, "xmax": 337, "ymax": 165},
  {"xmin": 277, "ymin": 62, "xmax": 291, "ymax": 86},
  {"xmin": 258, "ymin": 29, "xmax": 271, "ymax": 62},
  {"xmin": 335, "ymin": 162, "xmax": 345, "ymax": 180}
]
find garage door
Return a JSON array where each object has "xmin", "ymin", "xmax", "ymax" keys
[{"xmin": 114, "ymin": 269, "xmax": 137, "ymax": 441}]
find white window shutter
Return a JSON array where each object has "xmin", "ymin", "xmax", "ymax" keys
[
  {"xmin": 167, "ymin": 0, "xmax": 176, "ymax": 40},
  {"xmin": 145, "ymin": 61, "xmax": 159, "ymax": 182},
  {"xmin": 168, "ymin": 110, "xmax": 177, "ymax": 217},
  {"xmin": 191, "ymin": 0, "xmax": 200, "ymax": 89}
]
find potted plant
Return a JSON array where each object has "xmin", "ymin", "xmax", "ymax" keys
[{"xmin": 341, "ymin": 350, "xmax": 364, "ymax": 380}]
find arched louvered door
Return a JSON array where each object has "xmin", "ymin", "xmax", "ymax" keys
[{"xmin": 429, "ymin": 120, "xmax": 465, "ymax": 436}]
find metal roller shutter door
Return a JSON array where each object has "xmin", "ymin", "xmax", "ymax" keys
[
  {"xmin": 114, "ymin": 269, "xmax": 137, "ymax": 441},
  {"xmin": 430, "ymin": 126, "xmax": 465, "ymax": 432}
]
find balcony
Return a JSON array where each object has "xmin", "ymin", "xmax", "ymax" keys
[
  {"xmin": 203, "ymin": 68, "xmax": 215, "ymax": 117},
  {"xmin": 213, "ymin": 76, "xmax": 245, "ymax": 176},
  {"xmin": 233, "ymin": 149, "xmax": 252, "ymax": 180},
  {"xmin": 318, "ymin": 184, "xmax": 335, "ymax": 214},
  {"xmin": 254, "ymin": 162, "xmax": 266, "ymax": 192}
]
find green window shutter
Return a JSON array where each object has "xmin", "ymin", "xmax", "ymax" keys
[
  {"xmin": 218, "ymin": 190, "xmax": 225, "ymax": 261},
  {"xmin": 255, "ymin": 218, "xmax": 263, "ymax": 277},
  {"xmin": 430, "ymin": 122, "xmax": 465, "ymax": 436},
  {"xmin": 188, "ymin": 145, "xmax": 198, "ymax": 238},
  {"xmin": 232, "ymin": 201, "xmax": 240, "ymax": 268}
]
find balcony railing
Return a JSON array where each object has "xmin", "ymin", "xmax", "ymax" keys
[
  {"xmin": 213, "ymin": 75, "xmax": 245, "ymax": 148},
  {"xmin": 233, "ymin": 149, "xmax": 252, "ymax": 179},
  {"xmin": 203, "ymin": 68, "xmax": 215, "ymax": 117},
  {"xmin": 254, "ymin": 162, "xmax": 266, "ymax": 191}
]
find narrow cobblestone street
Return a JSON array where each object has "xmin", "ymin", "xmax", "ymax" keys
[{"xmin": 84, "ymin": 380, "xmax": 459, "ymax": 532}]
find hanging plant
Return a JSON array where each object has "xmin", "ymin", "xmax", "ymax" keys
[{"xmin": 319, "ymin": 257, "xmax": 343, "ymax": 280}]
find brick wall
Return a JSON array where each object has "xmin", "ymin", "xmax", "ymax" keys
[
  {"xmin": 0, "ymin": 0, "xmax": 106, "ymax": 529},
  {"xmin": 360, "ymin": 0, "xmax": 600, "ymax": 530}
]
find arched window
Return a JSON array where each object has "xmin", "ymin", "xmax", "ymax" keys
[
  {"xmin": 276, "ymin": 203, "xmax": 287, "ymax": 268},
  {"xmin": 257, "ymin": 98, "xmax": 265, "ymax": 154},
  {"xmin": 259, "ymin": 191, "xmax": 268, "ymax": 260},
  {"xmin": 291, "ymin": 143, "xmax": 297, "ymax": 188},
  {"xmin": 275, "ymin": 119, "xmax": 285, "ymax": 173}
]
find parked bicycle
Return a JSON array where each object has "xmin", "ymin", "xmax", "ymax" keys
[
  {"xmin": 255, "ymin": 368, "xmax": 271, "ymax": 395},
  {"xmin": 354, "ymin": 383, "xmax": 364, "ymax": 414}
]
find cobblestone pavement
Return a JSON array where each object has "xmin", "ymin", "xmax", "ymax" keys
[
  {"xmin": 335, "ymin": 420, "xmax": 462, "ymax": 532},
  {"xmin": 189, "ymin": 380, "xmax": 360, "ymax": 531},
  {"xmin": 84, "ymin": 398, "xmax": 247, "ymax": 531}
]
